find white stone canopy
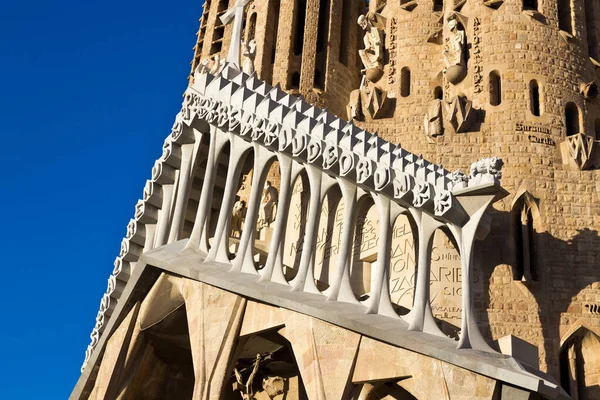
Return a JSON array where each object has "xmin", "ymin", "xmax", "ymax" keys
[{"xmin": 76, "ymin": 64, "xmax": 566, "ymax": 399}]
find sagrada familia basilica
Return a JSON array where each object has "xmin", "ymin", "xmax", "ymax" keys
[{"xmin": 71, "ymin": 0, "xmax": 600, "ymax": 399}]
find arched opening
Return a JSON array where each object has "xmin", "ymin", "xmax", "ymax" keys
[
  {"xmin": 434, "ymin": 86, "xmax": 443, "ymax": 100},
  {"xmin": 293, "ymin": 0, "xmax": 307, "ymax": 56},
  {"xmin": 523, "ymin": 0, "xmax": 537, "ymax": 11},
  {"xmin": 313, "ymin": 185, "xmax": 343, "ymax": 291},
  {"xmin": 511, "ymin": 193, "xmax": 538, "ymax": 282},
  {"xmin": 400, "ymin": 67, "xmax": 411, "ymax": 97},
  {"xmin": 489, "ymin": 70, "xmax": 502, "ymax": 106},
  {"xmin": 227, "ymin": 327, "xmax": 308, "ymax": 399},
  {"xmin": 339, "ymin": 0, "xmax": 350, "ymax": 65},
  {"xmin": 206, "ymin": 142, "xmax": 231, "ymax": 250},
  {"xmin": 434, "ymin": 0, "xmax": 444, "ymax": 12},
  {"xmin": 429, "ymin": 228, "xmax": 461, "ymax": 340},
  {"xmin": 595, "ymin": 119, "xmax": 600, "ymax": 140},
  {"xmin": 349, "ymin": 196, "xmax": 378, "ymax": 301},
  {"xmin": 558, "ymin": 0, "xmax": 573, "ymax": 34},
  {"xmin": 388, "ymin": 213, "xmax": 417, "ymax": 316},
  {"xmin": 529, "ymin": 80, "xmax": 541, "ymax": 116},
  {"xmin": 181, "ymin": 133, "xmax": 212, "ymax": 239},
  {"xmin": 283, "ymin": 170, "xmax": 310, "ymax": 281},
  {"xmin": 560, "ymin": 327, "xmax": 600, "ymax": 399},
  {"xmin": 227, "ymin": 149, "xmax": 255, "ymax": 259},
  {"xmin": 565, "ymin": 102, "xmax": 580, "ymax": 136},
  {"xmin": 253, "ymin": 160, "xmax": 281, "ymax": 269},
  {"xmin": 245, "ymin": 12, "xmax": 257, "ymax": 42},
  {"xmin": 314, "ymin": 0, "xmax": 331, "ymax": 90},
  {"xmin": 585, "ymin": 0, "xmax": 599, "ymax": 59}
]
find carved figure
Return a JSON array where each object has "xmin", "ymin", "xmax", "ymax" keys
[
  {"xmin": 451, "ymin": 170, "xmax": 468, "ymax": 190},
  {"xmin": 580, "ymin": 81, "xmax": 599, "ymax": 100},
  {"xmin": 468, "ymin": 157, "xmax": 504, "ymax": 186},
  {"xmin": 443, "ymin": 15, "xmax": 467, "ymax": 84},
  {"xmin": 194, "ymin": 58, "xmax": 211, "ymax": 77},
  {"xmin": 242, "ymin": 39, "xmax": 256, "ymax": 75},
  {"xmin": 262, "ymin": 376, "xmax": 285, "ymax": 399},
  {"xmin": 358, "ymin": 13, "xmax": 384, "ymax": 83},
  {"xmin": 445, "ymin": 95, "xmax": 473, "ymax": 133},
  {"xmin": 234, "ymin": 353, "xmax": 262, "ymax": 400},
  {"xmin": 257, "ymin": 181, "xmax": 278, "ymax": 230},
  {"xmin": 208, "ymin": 54, "xmax": 224, "ymax": 74},
  {"xmin": 424, "ymin": 99, "xmax": 444, "ymax": 142},
  {"xmin": 231, "ymin": 200, "xmax": 247, "ymax": 238}
]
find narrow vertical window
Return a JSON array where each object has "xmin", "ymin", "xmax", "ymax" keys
[
  {"xmin": 489, "ymin": 70, "xmax": 501, "ymax": 106},
  {"xmin": 512, "ymin": 193, "xmax": 538, "ymax": 282},
  {"xmin": 294, "ymin": 0, "xmax": 307, "ymax": 56},
  {"xmin": 594, "ymin": 119, "xmax": 600, "ymax": 139},
  {"xmin": 523, "ymin": 0, "xmax": 537, "ymax": 11},
  {"xmin": 585, "ymin": 0, "xmax": 599, "ymax": 59},
  {"xmin": 262, "ymin": 0, "xmax": 281, "ymax": 84},
  {"xmin": 530, "ymin": 80, "xmax": 541, "ymax": 116},
  {"xmin": 290, "ymin": 71, "xmax": 300, "ymax": 89},
  {"xmin": 565, "ymin": 102, "xmax": 580, "ymax": 136},
  {"xmin": 558, "ymin": 0, "xmax": 573, "ymax": 34},
  {"xmin": 314, "ymin": 0, "xmax": 331, "ymax": 89},
  {"xmin": 434, "ymin": 86, "xmax": 443, "ymax": 99},
  {"xmin": 339, "ymin": 0, "xmax": 350, "ymax": 65},
  {"xmin": 434, "ymin": 0, "xmax": 444, "ymax": 12},
  {"xmin": 400, "ymin": 67, "xmax": 411, "ymax": 97},
  {"xmin": 246, "ymin": 13, "xmax": 257, "ymax": 41}
]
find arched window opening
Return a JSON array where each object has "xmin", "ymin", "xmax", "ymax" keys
[
  {"xmin": 313, "ymin": 186, "xmax": 343, "ymax": 291},
  {"xmin": 523, "ymin": 0, "xmax": 537, "ymax": 11},
  {"xmin": 293, "ymin": 0, "xmax": 307, "ymax": 56},
  {"xmin": 530, "ymin": 80, "xmax": 541, "ymax": 116},
  {"xmin": 227, "ymin": 150, "xmax": 255, "ymax": 259},
  {"xmin": 434, "ymin": 86, "xmax": 443, "ymax": 100},
  {"xmin": 585, "ymin": 0, "xmax": 599, "ymax": 59},
  {"xmin": 511, "ymin": 193, "xmax": 538, "ymax": 282},
  {"xmin": 400, "ymin": 67, "xmax": 411, "ymax": 97},
  {"xmin": 283, "ymin": 171, "xmax": 310, "ymax": 282},
  {"xmin": 263, "ymin": 0, "xmax": 281, "ymax": 84},
  {"xmin": 217, "ymin": 0, "xmax": 228, "ymax": 12},
  {"xmin": 314, "ymin": 0, "xmax": 331, "ymax": 90},
  {"xmin": 389, "ymin": 213, "xmax": 417, "ymax": 317},
  {"xmin": 350, "ymin": 197, "xmax": 378, "ymax": 301},
  {"xmin": 207, "ymin": 143, "xmax": 231, "ymax": 249},
  {"xmin": 560, "ymin": 328, "xmax": 600, "ymax": 399},
  {"xmin": 558, "ymin": 0, "xmax": 573, "ymax": 34},
  {"xmin": 339, "ymin": 0, "xmax": 350, "ymax": 65},
  {"xmin": 489, "ymin": 70, "xmax": 502, "ymax": 106},
  {"xmin": 565, "ymin": 102, "xmax": 580, "ymax": 136},
  {"xmin": 434, "ymin": 0, "xmax": 444, "ymax": 12},
  {"xmin": 253, "ymin": 161, "xmax": 281, "ymax": 269},
  {"xmin": 595, "ymin": 119, "xmax": 600, "ymax": 140},
  {"xmin": 246, "ymin": 12, "xmax": 257, "ymax": 41}
]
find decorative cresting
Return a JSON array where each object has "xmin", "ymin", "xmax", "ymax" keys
[{"xmin": 81, "ymin": 62, "xmax": 507, "ymax": 372}]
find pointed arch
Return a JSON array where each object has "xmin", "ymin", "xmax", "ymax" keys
[
  {"xmin": 510, "ymin": 190, "xmax": 541, "ymax": 282},
  {"xmin": 560, "ymin": 325, "xmax": 600, "ymax": 399}
]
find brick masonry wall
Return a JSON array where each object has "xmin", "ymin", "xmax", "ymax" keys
[{"xmin": 189, "ymin": 0, "xmax": 600, "ymax": 382}]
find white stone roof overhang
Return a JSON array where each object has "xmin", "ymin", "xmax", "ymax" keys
[{"xmin": 72, "ymin": 64, "xmax": 568, "ymax": 400}]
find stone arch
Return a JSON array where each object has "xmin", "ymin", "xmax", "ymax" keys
[
  {"xmin": 350, "ymin": 193, "xmax": 379, "ymax": 301},
  {"xmin": 529, "ymin": 79, "xmax": 541, "ymax": 116},
  {"xmin": 434, "ymin": 86, "xmax": 443, "ymax": 100},
  {"xmin": 245, "ymin": 12, "xmax": 257, "ymax": 42},
  {"xmin": 389, "ymin": 212, "xmax": 418, "ymax": 316},
  {"xmin": 489, "ymin": 70, "xmax": 502, "ymax": 106},
  {"xmin": 313, "ymin": 184, "xmax": 343, "ymax": 292},
  {"xmin": 559, "ymin": 325, "xmax": 600, "ymax": 399},
  {"xmin": 510, "ymin": 189, "xmax": 542, "ymax": 282},
  {"xmin": 565, "ymin": 102, "xmax": 581, "ymax": 136},
  {"xmin": 283, "ymin": 169, "xmax": 310, "ymax": 282}
]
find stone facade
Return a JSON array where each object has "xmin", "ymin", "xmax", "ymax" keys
[{"xmin": 186, "ymin": 1, "xmax": 600, "ymax": 398}]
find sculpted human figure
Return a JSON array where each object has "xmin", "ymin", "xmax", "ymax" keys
[
  {"xmin": 358, "ymin": 13, "xmax": 384, "ymax": 82},
  {"xmin": 231, "ymin": 200, "xmax": 247, "ymax": 238},
  {"xmin": 257, "ymin": 181, "xmax": 278, "ymax": 230},
  {"xmin": 242, "ymin": 39, "xmax": 256, "ymax": 75},
  {"xmin": 443, "ymin": 15, "xmax": 467, "ymax": 84},
  {"xmin": 424, "ymin": 98, "xmax": 444, "ymax": 142}
]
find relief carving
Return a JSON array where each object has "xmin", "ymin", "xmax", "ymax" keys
[{"xmin": 443, "ymin": 15, "xmax": 467, "ymax": 85}]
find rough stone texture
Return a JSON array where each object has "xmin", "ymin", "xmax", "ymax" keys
[{"xmin": 187, "ymin": 0, "xmax": 600, "ymax": 396}]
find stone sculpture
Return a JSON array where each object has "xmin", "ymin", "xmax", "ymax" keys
[
  {"xmin": 231, "ymin": 200, "xmax": 247, "ymax": 238},
  {"xmin": 358, "ymin": 13, "xmax": 384, "ymax": 83},
  {"xmin": 234, "ymin": 353, "xmax": 262, "ymax": 400},
  {"xmin": 242, "ymin": 39, "xmax": 256, "ymax": 75},
  {"xmin": 443, "ymin": 15, "xmax": 467, "ymax": 84},
  {"xmin": 451, "ymin": 170, "xmax": 468, "ymax": 190},
  {"xmin": 257, "ymin": 181, "xmax": 278, "ymax": 230},
  {"xmin": 468, "ymin": 157, "xmax": 504, "ymax": 186},
  {"xmin": 220, "ymin": 0, "xmax": 252, "ymax": 65},
  {"xmin": 424, "ymin": 98, "xmax": 444, "ymax": 142},
  {"xmin": 445, "ymin": 94, "xmax": 473, "ymax": 133}
]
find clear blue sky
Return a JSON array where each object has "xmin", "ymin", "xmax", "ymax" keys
[{"xmin": 0, "ymin": 1, "xmax": 202, "ymax": 397}]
